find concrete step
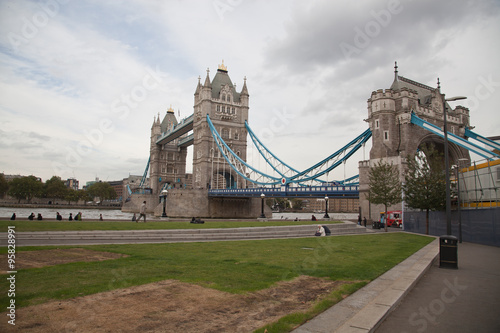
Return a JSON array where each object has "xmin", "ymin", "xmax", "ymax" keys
[{"xmin": 2, "ymin": 222, "xmax": 373, "ymax": 246}]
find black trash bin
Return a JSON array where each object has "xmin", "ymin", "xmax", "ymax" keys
[{"xmin": 439, "ymin": 235, "xmax": 458, "ymax": 269}]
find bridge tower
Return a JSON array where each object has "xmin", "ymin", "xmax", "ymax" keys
[
  {"xmin": 358, "ymin": 63, "xmax": 471, "ymax": 221},
  {"xmin": 149, "ymin": 106, "xmax": 188, "ymax": 194},
  {"xmin": 192, "ymin": 61, "xmax": 249, "ymax": 189}
]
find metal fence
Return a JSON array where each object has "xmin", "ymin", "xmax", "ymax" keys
[{"xmin": 403, "ymin": 208, "xmax": 500, "ymax": 247}]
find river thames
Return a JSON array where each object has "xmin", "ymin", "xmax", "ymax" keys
[{"xmin": 0, "ymin": 207, "xmax": 358, "ymax": 221}]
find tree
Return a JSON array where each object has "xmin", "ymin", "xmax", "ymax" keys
[
  {"xmin": 271, "ymin": 198, "xmax": 290, "ymax": 212},
  {"xmin": 44, "ymin": 176, "xmax": 68, "ymax": 201},
  {"xmin": 0, "ymin": 174, "xmax": 8, "ymax": 198},
  {"xmin": 78, "ymin": 190, "xmax": 93, "ymax": 205},
  {"xmin": 86, "ymin": 182, "xmax": 117, "ymax": 204},
  {"xmin": 368, "ymin": 160, "xmax": 402, "ymax": 232},
  {"xmin": 290, "ymin": 198, "xmax": 304, "ymax": 210},
  {"xmin": 64, "ymin": 189, "xmax": 80, "ymax": 204},
  {"xmin": 403, "ymin": 144, "xmax": 446, "ymax": 235},
  {"xmin": 7, "ymin": 176, "xmax": 44, "ymax": 203}
]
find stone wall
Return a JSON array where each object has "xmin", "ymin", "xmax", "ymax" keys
[
  {"xmin": 121, "ymin": 194, "xmax": 158, "ymax": 213},
  {"xmin": 158, "ymin": 189, "xmax": 271, "ymax": 218}
]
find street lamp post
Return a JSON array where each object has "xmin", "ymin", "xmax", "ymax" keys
[
  {"xmin": 323, "ymin": 196, "xmax": 329, "ymax": 219},
  {"xmin": 259, "ymin": 193, "xmax": 266, "ymax": 218},
  {"xmin": 161, "ymin": 189, "xmax": 168, "ymax": 217},
  {"xmin": 442, "ymin": 93, "xmax": 467, "ymax": 235}
]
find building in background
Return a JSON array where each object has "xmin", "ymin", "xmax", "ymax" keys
[{"xmin": 65, "ymin": 178, "xmax": 79, "ymax": 191}]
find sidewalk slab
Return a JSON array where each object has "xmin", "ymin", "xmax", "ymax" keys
[{"xmin": 292, "ymin": 238, "xmax": 438, "ymax": 333}]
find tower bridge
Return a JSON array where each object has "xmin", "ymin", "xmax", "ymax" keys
[{"xmin": 123, "ymin": 62, "xmax": 499, "ymax": 219}]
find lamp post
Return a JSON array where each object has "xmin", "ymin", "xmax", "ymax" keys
[
  {"xmin": 442, "ymin": 94, "xmax": 467, "ymax": 235},
  {"xmin": 161, "ymin": 189, "xmax": 168, "ymax": 217},
  {"xmin": 259, "ymin": 193, "xmax": 266, "ymax": 218},
  {"xmin": 323, "ymin": 196, "xmax": 329, "ymax": 219}
]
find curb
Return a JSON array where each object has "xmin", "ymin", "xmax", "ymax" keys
[{"xmin": 292, "ymin": 238, "xmax": 439, "ymax": 333}]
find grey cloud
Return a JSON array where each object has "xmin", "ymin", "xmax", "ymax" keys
[
  {"xmin": 28, "ymin": 131, "xmax": 51, "ymax": 141},
  {"xmin": 265, "ymin": 0, "xmax": 498, "ymax": 75}
]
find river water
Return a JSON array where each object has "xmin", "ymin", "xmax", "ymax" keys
[
  {"xmin": 1, "ymin": 207, "xmax": 358, "ymax": 221},
  {"xmin": 0, "ymin": 207, "xmax": 132, "ymax": 220},
  {"xmin": 271, "ymin": 212, "xmax": 358, "ymax": 221}
]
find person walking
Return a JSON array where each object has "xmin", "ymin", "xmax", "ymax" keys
[
  {"xmin": 136, "ymin": 201, "xmax": 147, "ymax": 223},
  {"xmin": 363, "ymin": 217, "xmax": 367, "ymax": 227}
]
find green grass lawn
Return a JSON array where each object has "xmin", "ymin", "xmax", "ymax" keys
[
  {"xmin": 0, "ymin": 220, "xmax": 340, "ymax": 232},
  {"xmin": 0, "ymin": 233, "xmax": 432, "ymax": 307}
]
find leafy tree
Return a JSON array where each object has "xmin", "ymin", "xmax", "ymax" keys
[
  {"xmin": 271, "ymin": 198, "xmax": 289, "ymax": 212},
  {"xmin": 64, "ymin": 189, "xmax": 80, "ymax": 204},
  {"xmin": 78, "ymin": 190, "xmax": 93, "ymax": 205},
  {"xmin": 290, "ymin": 198, "xmax": 304, "ymax": 210},
  {"xmin": 7, "ymin": 176, "xmax": 44, "ymax": 203},
  {"xmin": 368, "ymin": 160, "xmax": 402, "ymax": 232},
  {"xmin": 86, "ymin": 182, "xmax": 117, "ymax": 204},
  {"xmin": 0, "ymin": 174, "xmax": 8, "ymax": 198},
  {"xmin": 404, "ymin": 144, "xmax": 446, "ymax": 235},
  {"xmin": 44, "ymin": 176, "xmax": 68, "ymax": 200}
]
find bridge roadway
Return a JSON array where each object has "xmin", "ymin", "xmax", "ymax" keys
[
  {"xmin": 0, "ymin": 222, "xmax": 370, "ymax": 247},
  {"xmin": 209, "ymin": 185, "xmax": 359, "ymax": 198}
]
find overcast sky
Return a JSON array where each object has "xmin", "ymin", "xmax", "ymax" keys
[{"xmin": 1, "ymin": 0, "xmax": 499, "ymax": 186}]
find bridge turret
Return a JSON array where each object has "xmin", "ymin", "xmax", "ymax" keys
[
  {"xmin": 359, "ymin": 63, "xmax": 471, "ymax": 222},
  {"xmin": 192, "ymin": 62, "xmax": 249, "ymax": 190}
]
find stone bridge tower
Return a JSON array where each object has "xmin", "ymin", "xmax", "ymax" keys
[
  {"xmin": 149, "ymin": 106, "xmax": 188, "ymax": 195},
  {"xmin": 192, "ymin": 61, "xmax": 249, "ymax": 190},
  {"xmin": 358, "ymin": 63, "xmax": 471, "ymax": 221}
]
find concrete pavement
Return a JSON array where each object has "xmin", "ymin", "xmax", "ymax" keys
[
  {"xmin": 375, "ymin": 241, "xmax": 500, "ymax": 333},
  {"xmin": 293, "ymin": 239, "xmax": 500, "ymax": 333}
]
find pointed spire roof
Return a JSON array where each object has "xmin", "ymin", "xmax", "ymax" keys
[
  {"xmin": 160, "ymin": 105, "xmax": 178, "ymax": 133},
  {"xmin": 194, "ymin": 75, "xmax": 202, "ymax": 95},
  {"xmin": 388, "ymin": 63, "xmax": 448, "ymax": 108},
  {"xmin": 240, "ymin": 76, "xmax": 249, "ymax": 96},
  {"xmin": 390, "ymin": 61, "xmax": 400, "ymax": 90},
  {"xmin": 203, "ymin": 68, "xmax": 211, "ymax": 88}
]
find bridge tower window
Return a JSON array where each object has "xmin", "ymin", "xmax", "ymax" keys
[{"xmin": 221, "ymin": 128, "xmax": 229, "ymax": 140}]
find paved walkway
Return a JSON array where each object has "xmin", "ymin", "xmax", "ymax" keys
[
  {"xmin": 376, "ymin": 241, "xmax": 500, "ymax": 333},
  {"xmin": 293, "ymin": 239, "xmax": 500, "ymax": 333}
]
